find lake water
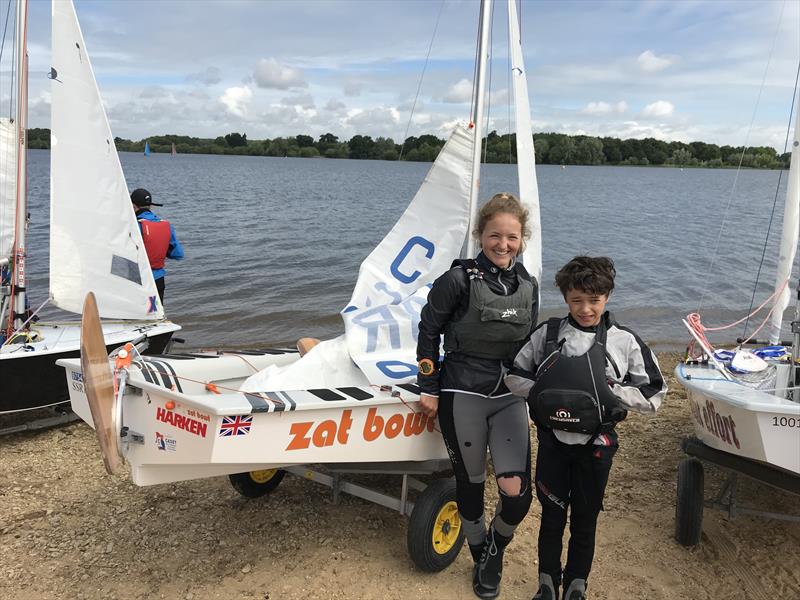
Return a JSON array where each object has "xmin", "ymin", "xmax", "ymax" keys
[{"xmin": 22, "ymin": 149, "xmax": 794, "ymax": 352}]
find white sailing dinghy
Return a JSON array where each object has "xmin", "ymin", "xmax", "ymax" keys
[
  {"xmin": 676, "ymin": 84, "xmax": 800, "ymax": 477},
  {"xmin": 59, "ymin": 0, "xmax": 541, "ymax": 489},
  {"xmin": 0, "ymin": 0, "xmax": 180, "ymax": 416}
]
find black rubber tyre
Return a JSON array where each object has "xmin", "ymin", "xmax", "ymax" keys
[
  {"xmin": 407, "ymin": 478, "xmax": 464, "ymax": 572},
  {"xmin": 675, "ymin": 457, "xmax": 704, "ymax": 546},
  {"xmin": 229, "ymin": 469, "xmax": 286, "ymax": 498}
]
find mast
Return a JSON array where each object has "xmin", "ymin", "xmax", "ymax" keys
[
  {"xmin": 464, "ymin": 0, "xmax": 492, "ymax": 259},
  {"xmin": 10, "ymin": 0, "xmax": 28, "ymax": 332},
  {"xmin": 767, "ymin": 86, "xmax": 800, "ymax": 345}
]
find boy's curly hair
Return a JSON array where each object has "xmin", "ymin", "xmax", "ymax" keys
[{"xmin": 555, "ymin": 256, "xmax": 616, "ymax": 297}]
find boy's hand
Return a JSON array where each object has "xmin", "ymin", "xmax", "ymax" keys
[{"xmin": 419, "ymin": 393, "xmax": 439, "ymax": 419}]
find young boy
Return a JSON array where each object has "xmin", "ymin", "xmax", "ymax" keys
[{"xmin": 505, "ymin": 256, "xmax": 666, "ymax": 600}]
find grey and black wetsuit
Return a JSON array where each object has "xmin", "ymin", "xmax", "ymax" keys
[
  {"xmin": 505, "ymin": 312, "xmax": 666, "ymax": 593},
  {"xmin": 416, "ymin": 251, "xmax": 539, "ymax": 549}
]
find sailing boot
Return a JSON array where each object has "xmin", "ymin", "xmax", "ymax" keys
[
  {"xmin": 472, "ymin": 525, "xmax": 512, "ymax": 599},
  {"xmin": 531, "ymin": 573, "xmax": 559, "ymax": 600},
  {"xmin": 469, "ymin": 542, "xmax": 485, "ymax": 563},
  {"xmin": 562, "ymin": 579, "xmax": 587, "ymax": 600}
]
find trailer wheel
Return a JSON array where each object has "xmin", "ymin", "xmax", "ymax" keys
[
  {"xmin": 407, "ymin": 478, "xmax": 464, "ymax": 572},
  {"xmin": 675, "ymin": 458, "xmax": 704, "ymax": 546},
  {"xmin": 229, "ymin": 469, "xmax": 286, "ymax": 498}
]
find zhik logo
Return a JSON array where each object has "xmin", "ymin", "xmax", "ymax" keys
[{"xmin": 501, "ymin": 308, "xmax": 518, "ymax": 318}]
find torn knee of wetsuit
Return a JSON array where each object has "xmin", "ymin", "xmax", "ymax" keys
[
  {"xmin": 496, "ymin": 472, "xmax": 528, "ymax": 497},
  {"xmin": 495, "ymin": 472, "xmax": 533, "ymax": 527}
]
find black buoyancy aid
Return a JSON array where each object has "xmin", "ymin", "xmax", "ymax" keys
[
  {"xmin": 443, "ymin": 259, "xmax": 533, "ymax": 361},
  {"xmin": 139, "ymin": 219, "xmax": 171, "ymax": 269},
  {"xmin": 528, "ymin": 315, "xmax": 624, "ymax": 435}
]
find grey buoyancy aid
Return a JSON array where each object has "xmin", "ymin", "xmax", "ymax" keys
[
  {"xmin": 443, "ymin": 259, "xmax": 534, "ymax": 361},
  {"xmin": 528, "ymin": 316, "xmax": 624, "ymax": 435}
]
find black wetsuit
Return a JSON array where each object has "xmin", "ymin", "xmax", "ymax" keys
[{"xmin": 417, "ymin": 251, "xmax": 539, "ymax": 548}]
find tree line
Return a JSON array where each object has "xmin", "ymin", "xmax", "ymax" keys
[{"xmin": 25, "ymin": 128, "xmax": 791, "ymax": 169}]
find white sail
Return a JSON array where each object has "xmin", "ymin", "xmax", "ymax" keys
[
  {"xmin": 241, "ymin": 125, "xmax": 474, "ymax": 392},
  {"xmin": 768, "ymin": 93, "xmax": 800, "ymax": 344},
  {"xmin": 508, "ymin": 0, "xmax": 542, "ymax": 284},
  {"xmin": 49, "ymin": 0, "xmax": 163, "ymax": 320},
  {"xmin": 0, "ymin": 118, "xmax": 15, "ymax": 260},
  {"xmin": 342, "ymin": 125, "xmax": 473, "ymax": 383}
]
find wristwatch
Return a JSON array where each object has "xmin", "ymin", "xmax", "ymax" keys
[{"xmin": 418, "ymin": 358, "xmax": 437, "ymax": 376}]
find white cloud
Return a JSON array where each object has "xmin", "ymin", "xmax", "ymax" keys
[
  {"xmin": 186, "ymin": 66, "xmax": 221, "ymax": 85},
  {"xmin": 343, "ymin": 81, "xmax": 363, "ymax": 97},
  {"xmin": 281, "ymin": 93, "xmax": 315, "ymax": 110},
  {"xmin": 325, "ymin": 99, "xmax": 347, "ymax": 112},
  {"xmin": 637, "ymin": 50, "xmax": 673, "ymax": 73},
  {"xmin": 641, "ymin": 100, "xmax": 675, "ymax": 118},
  {"xmin": 442, "ymin": 78, "xmax": 473, "ymax": 103},
  {"xmin": 253, "ymin": 58, "xmax": 307, "ymax": 90},
  {"xmin": 219, "ymin": 86, "xmax": 253, "ymax": 118},
  {"xmin": 581, "ymin": 101, "xmax": 628, "ymax": 115}
]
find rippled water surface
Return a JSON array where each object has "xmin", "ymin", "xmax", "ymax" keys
[{"xmin": 23, "ymin": 150, "xmax": 794, "ymax": 351}]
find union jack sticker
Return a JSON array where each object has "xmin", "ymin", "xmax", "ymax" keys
[{"xmin": 219, "ymin": 415, "xmax": 253, "ymax": 437}]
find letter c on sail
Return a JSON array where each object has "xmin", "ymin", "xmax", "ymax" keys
[{"xmin": 390, "ymin": 236, "xmax": 434, "ymax": 284}]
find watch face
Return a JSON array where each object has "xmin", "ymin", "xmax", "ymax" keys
[{"xmin": 418, "ymin": 359, "xmax": 435, "ymax": 376}]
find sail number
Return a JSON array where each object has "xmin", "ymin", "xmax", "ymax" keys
[{"xmin": 772, "ymin": 416, "xmax": 799, "ymax": 428}]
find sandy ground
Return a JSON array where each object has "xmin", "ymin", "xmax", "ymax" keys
[{"xmin": 1, "ymin": 353, "xmax": 799, "ymax": 600}]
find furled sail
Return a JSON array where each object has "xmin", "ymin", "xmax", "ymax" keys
[
  {"xmin": 768, "ymin": 92, "xmax": 800, "ymax": 344},
  {"xmin": 0, "ymin": 118, "xmax": 15, "ymax": 261},
  {"xmin": 508, "ymin": 0, "xmax": 541, "ymax": 284},
  {"xmin": 49, "ymin": 0, "xmax": 163, "ymax": 320},
  {"xmin": 241, "ymin": 125, "xmax": 475, "ymax": 392}
]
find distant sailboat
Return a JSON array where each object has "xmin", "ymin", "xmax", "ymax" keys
[
  {"xmin": 171, "ymin": 142, "xmax": 176, "ymax": 156},
  {"xmin": 0, "ymin": 0, "xmax": 180, "ymax": 415},
  {"xmin": 144, "ymin": 140, "xmax": 150, "ymax": 157}
]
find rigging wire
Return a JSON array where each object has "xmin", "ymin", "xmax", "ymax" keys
[
  {"xmin": 741, "ymin": 60, "xmax": 800, "ymax": 340},
  {"xmin": 483, "ymin": 0, "xmax": 494, "ymax": 164},
  {"xmin": 695, "ymin": 0, "xmax": 788, "ymax": 316},
  {"xmin": 398, "ymin": 0, "xmax": 445, "ymax": 162},
  {"xmin": 469, "ymin": 1, "xmax": 482, "ymax": 125}
]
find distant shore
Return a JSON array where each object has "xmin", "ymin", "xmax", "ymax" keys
[{"xmin": 26, "ymin": 127, "xmax": 790, "ymax": 169}]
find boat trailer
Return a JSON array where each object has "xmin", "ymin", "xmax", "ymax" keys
[
  {"xmin": 674, "ymin": 435, "xmax": 800, "ymax": 546},
  {"xmin": 228, "ymin": 459, "xmax": 464, "ymax": 572}
]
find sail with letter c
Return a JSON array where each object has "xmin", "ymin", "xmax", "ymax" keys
[{"xmin": 241, "ymin": 125, "xmax": 474, "ymax": 391}]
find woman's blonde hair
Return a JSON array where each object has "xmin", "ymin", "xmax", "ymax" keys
[{"xmin": 473, "ymin": 192, "xmax": 531, "ymax": 254}]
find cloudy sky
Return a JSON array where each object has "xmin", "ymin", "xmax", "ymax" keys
[{"xmin": 16, "ymin": 0, "xmax": 800, "ymax": 149}]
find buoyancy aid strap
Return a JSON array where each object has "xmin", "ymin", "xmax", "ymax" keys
[
  {"xmin": 450, "ymin": 258, "xmax": 478, "ymax": 270},
  {"xmin": 543, "ymin": 317, "xmax": 563, "ymax": 356},
  {"xmin": 595, "ymin": 314, "xmax": 622, "ymax": 380}
]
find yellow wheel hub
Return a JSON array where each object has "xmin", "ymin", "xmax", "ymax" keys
[
  {"xmin": 432, "ymin": 500, "xmax": 461, "ymax": 555},
  {"xmin": 249, "ymin": 469, "xmax": 277, "ymax": 484}
]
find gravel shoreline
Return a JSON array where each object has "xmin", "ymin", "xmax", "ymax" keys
[{"xmin": 1, "ymin": 353, "xmax": 799, "ymax": 599}]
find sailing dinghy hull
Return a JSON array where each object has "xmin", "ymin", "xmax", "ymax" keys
[
  {"xmin": 675, "ymin": 363, "xmax": 800, "ymax": 475},
  {"xmin": 1, "ymin": 322, "xmax": 178, "ymax": 412},
  {"xmin": 57, "ymin": 351, "xmax": 448, "ymax": 486}
]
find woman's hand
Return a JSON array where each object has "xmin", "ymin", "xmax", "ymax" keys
[{"xmin": 419, "ymin": 393, "xmax": 439, "ymax": 419}]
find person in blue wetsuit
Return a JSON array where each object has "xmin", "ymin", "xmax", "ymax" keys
[
  {"xmin": 417, "ymin": 192, "xmax": 539, "ymax": 600},
  {"xmin": 130, "ymin": 188, "xmax": 184, "ymax": 302},
  {"xmin": 506, "ymin": 256, "xmax": 666, "ymax": 600}
]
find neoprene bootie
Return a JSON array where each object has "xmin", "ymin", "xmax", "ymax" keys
[
  {"xmin": 531, "ymin": 573, "xmax": 559, "ymax": 600},
  {"xmin": 472, "ymin": 526, "xmax": 512, "ymax": 599},
  {"xmin": 469, "ymin": 542, "xmax": 485, "ymax": 563},
  {"xmin": 562, "ymin": 578, "xmax": 587, "ymax": 600}
]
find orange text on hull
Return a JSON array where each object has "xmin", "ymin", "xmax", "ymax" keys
[{"xmin": 286, "ymin": 407, "xmax": 436, "ymax": 451}]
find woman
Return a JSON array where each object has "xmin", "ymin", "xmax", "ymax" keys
[{"xmin": 416, "ymin": 192, "xmax": 539, "ymax": 599}]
